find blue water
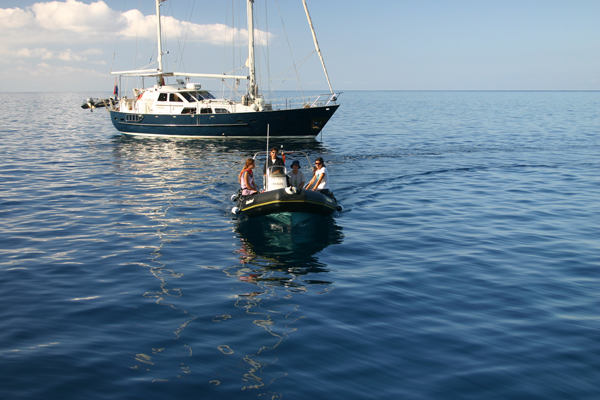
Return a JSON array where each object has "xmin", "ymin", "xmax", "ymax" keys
[{"xmin": 1, "ymin": 91, "xmax": 599, "ymax": 399}]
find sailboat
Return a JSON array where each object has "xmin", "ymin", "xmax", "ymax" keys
[{"xmin": 83, "ymin": 0, "xmax": 340, "ymax": 138}]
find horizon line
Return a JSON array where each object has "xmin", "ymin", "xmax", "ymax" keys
[{"xmin": 1, "ymin": 89, "xmax": 599, "ymax": 94}]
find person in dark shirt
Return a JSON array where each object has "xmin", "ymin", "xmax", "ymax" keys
[{"xmin": 263, "ymin": 147, "xmax": 285, "ymax": 178}]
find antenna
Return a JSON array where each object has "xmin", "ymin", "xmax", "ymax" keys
[{"xmin": 265, "ymin": 124, "xmax": 270, "ymax": 191}]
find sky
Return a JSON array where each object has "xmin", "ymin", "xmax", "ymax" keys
[{"xmin": 1, "ymin": 0, "xmax": 599, "ymax": 93}]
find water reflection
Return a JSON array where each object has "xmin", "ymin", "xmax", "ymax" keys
[
  {"xmin": 213, "ymin": 218, "xmax": 343, "ymax": 392},
  {"xmin": 108, "ymin": 134, "xmax": 343, "ymax": 395},
  {"xmin": 232, "ymin": 216, "xmax": 344, "ymax": 278},
  {"xmin": 111, "ymin": 135, "xmax": 329, "ymax": 158}
]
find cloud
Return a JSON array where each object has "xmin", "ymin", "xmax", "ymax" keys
[
  {"xmin": 0, "ymin": 6, "xmax": 34, "ymax": 29},
  {"xmin": 0, "ymin": 0, "xmax": 275, "ymax": 91},
  {"xmin": 13, "ymin": 61, "xmax": 105, "ymax": 78},
  {"xmin": 0, "ymin": 1, "xmax": 125, "ymax": 45},
  {"xmin": 0, "ymin": 1, "xmax": 272, "ymax": 46},
  {"xmin": 58, "ymin": 48, "xmax": 103, "ymax": 61},
  {"xmin": 31, "ymin": 0, "xmax": 125, "ymax": 34},
  {"xmin": 16, "ymin": 47, "xmax": 54, "ymax": 60},
  {"xmin": 119, "ymin": 9, "xmax": 270, "ymax": 46},
  {"xmin": 0, "ymin": 58, "xmax": 110, "ymax": 91},
  {"xmin": 14, "ymin": 47, "xmax": 102, "ymax": 62}
]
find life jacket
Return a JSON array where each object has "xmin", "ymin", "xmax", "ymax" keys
[{"xmin": 240, "ymin": 169, "xmax": 254, "ymax": 190}]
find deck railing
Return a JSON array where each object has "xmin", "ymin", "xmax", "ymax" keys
[
  {"xmin": 114, "ymin": 92, "xmax": 341, "ymax": 113},
  {"xmin": 267, "ymin": 92, "xmax": 341, "ymax": 110}
]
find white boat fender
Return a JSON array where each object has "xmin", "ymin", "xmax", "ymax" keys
[
  {"xmin": 232, "ymin": 207, "xmax": 241, "ymax": 214},
  {"xmin": 231, "ymin": 189, "xmax": 242, "ymax": 202}
]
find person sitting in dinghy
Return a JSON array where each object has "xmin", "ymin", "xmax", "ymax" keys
[
  {"xmin": 287, "ymin": 160, "xmax": 306, "ymax": 189},
  {"xmin": 240, "ymin": 159, "xmax": 259, "ymax": 196},
  {"xmin": 305, "ymin": 157, "xmax": 330, "ymax": 195}
]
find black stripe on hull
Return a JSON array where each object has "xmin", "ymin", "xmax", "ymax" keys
[
  {"xmin": 109, "ymin": 105, "xmax": 339, "ymax": 138},
  {"xmin": 240, "ymin": 188, "xmax": 337, "ymax": 218}
]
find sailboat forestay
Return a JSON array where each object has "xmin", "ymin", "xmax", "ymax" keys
[{"xmin": 82, "ymin": 0, "xmax": 340, "ymax": 139}]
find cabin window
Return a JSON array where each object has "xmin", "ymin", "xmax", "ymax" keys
[
  {"xmin": 157, "ymin": 93, "xmax": 168, "ymax": 101},
  {"xmin": 190, "ymin": 91, "xmax": 216, "ymax": 100},
  {"xmin": 214, "ymin": 108, "xmax": 230, "ymax": 114},
  {"xmin": 182, "ymin": 108, "xmax": 196, "ymax": 114},
  {"xmin": 200, "ymin": 108, "xmax": 212, "ymax": 114},
  {"xmin": 180, "ymin": 92, "xmax": 196, "ymax": 102},
  {"xmin": 169, "ymin": 93, "xmax": 183, "ymax": 102}
]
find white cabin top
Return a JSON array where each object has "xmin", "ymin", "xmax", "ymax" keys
[{"xmin": 122, "ymin": 83, "xmax": 262, "ymax": 115}]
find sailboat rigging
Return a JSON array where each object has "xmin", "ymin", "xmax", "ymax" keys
[{"xmin": 82, "ymin": 0, "xmax": 340, "ymax": 139}]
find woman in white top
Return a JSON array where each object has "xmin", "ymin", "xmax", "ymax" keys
[{"xmin": 305, "ymin": 157, "xmax": 330, "ymax": 194}]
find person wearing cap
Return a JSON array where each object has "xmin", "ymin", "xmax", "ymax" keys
[{"xmin": 287, "ymin": 160, "xmax": 306, "ymax": 189}]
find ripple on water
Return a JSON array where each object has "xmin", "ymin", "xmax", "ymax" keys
[{"xmin": 1, "ymin": 91, "xmax": 599, "ymax": 399}]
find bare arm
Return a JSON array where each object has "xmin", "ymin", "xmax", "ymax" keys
[
  {"xmin": 305, "ymin": 173, "xmax": 316, "ymax": 189},
  {"xmin": 310, "ymin": 174, "xmax": 324, "ymax": 191}
]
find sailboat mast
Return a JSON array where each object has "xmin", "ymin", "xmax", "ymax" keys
[
  {"xmin": 302, "ymin": 0, "xmax": 333, "ymax": 93},
  {"xmin": 247, "ymin": 0, "xmax": 257, "ymax": 99},
  {"xmin": 156, "ymin": 0, "xmax": 164, "ymax": 80}
]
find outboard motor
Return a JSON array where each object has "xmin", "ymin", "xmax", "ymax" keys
[
  {"xmin": 82, "ymin": 98, "xmax": 95, "ymax": 111},
  {"xmin": 231, "ymin": 189, "xmax": 242, "ymax": 202}
]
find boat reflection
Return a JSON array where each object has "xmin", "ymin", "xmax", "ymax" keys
[
  {"xmin": 230, "ymin": 217, "xmax": 344, "ymax": 288},
  {"xmin": 111, "ymin": 135, "xmax": 329, "ymax": 158},
  {"xmin": 213, "ymin": 218, "xmax": 343, "ymax": 392},
  {"xmin": 108, "ymin": 134, "xmax": 342, "ymax": 395}
]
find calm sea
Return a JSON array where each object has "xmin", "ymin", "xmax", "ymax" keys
[{"xmin": 1, "ymin": 91, "xmax": 598, "ymax": 400}]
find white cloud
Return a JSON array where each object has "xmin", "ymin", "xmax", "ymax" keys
[
  {"xmin": 13, "ymin": 47, "xmax": 103, "ymax": 62},
  {"xmin": 0, "ymin": 7, "xmax": 34, "ymax": 29},
  {"xmin": 31, "ymin": 0, "xmax": 125, "ymax": 34},
  {"xmin": 59, "ymin": 49, "xmax": 84, "ymax": 61},
  {"xmin": 0, "ymin": 1, "xmax": 272, "ymax": 45},
  {"xmin": 0, "ymin": 1, "xmax": 276, "ymax": 91},
  {"xmin": 16, "ymin": 47, "xmax": 54, "ymax": 59},
  {"xmin": 15, "ymin": 61, "xmax": 105, "ymax": 78},
  {"xmin": 119, "ymin": 9, "xmax": 270, "ymax": 46},
  {"xmin": 2, "ymin": 61, "xmax": 109, "ymax": 91}
]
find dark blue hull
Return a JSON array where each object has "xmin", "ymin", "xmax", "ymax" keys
[{"xmin": 109, "ymin": 105, "xmax": 339, "ymax": 138}]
